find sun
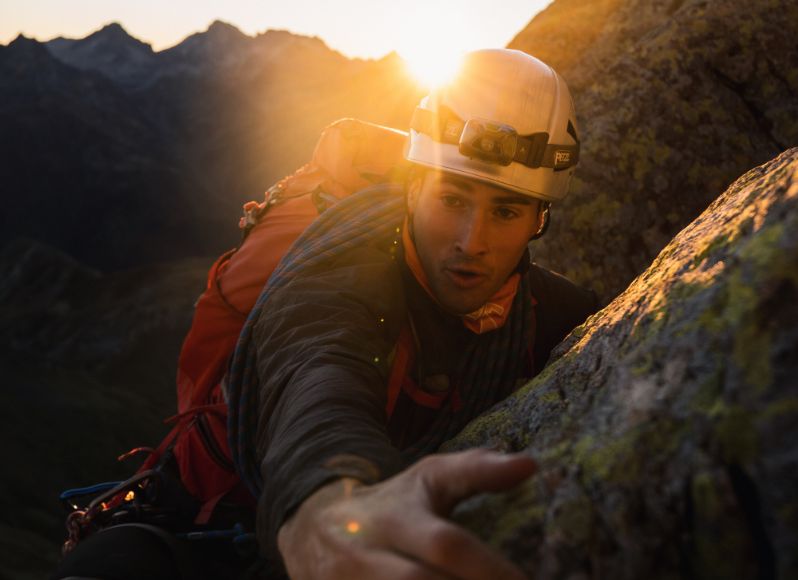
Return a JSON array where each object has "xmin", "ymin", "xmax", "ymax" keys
[
  {"xmin": 401, "ymin": 48, "xmax": 465, "ymax": 88},
  {"xmin": 395, "ymin": 2, "xmax": 472, "ymax": 88}
]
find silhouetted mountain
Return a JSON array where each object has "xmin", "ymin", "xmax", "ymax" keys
[
  {"xmin": 0, "ymin": 25, "xmax": 422, "ymax": 272},
  {"xmin": 45, "ymin": 21, "xmax": 352, "ymax": 89},
  {"xmin": 0, "ymin": 34, "xmax": 229, "ymax": 270},
  {"xmin": 157, "ymin": 19, "xmax": 251, "ymax": 70},
  {"xmin": 46, "ymin": 22, "xmax": 157, "ymax": 87}
]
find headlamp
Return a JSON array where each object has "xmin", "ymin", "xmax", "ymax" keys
[
  {"xmin": 458, "ymin": 119, "xmax": 518, "ymax": 166},
  {"xmin": 409, "ymin": 106, "xmax": 579, "ymax": 171}
]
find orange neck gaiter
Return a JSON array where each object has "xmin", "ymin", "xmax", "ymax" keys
[{"xmin": 402, "ymin": 218, "xmax": 520, "ymax": 335}]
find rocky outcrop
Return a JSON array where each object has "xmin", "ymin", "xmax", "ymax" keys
[
  {"xmin": 512, "ymin": 0, "xmax": 798, "ymax": 302},
  {"xmin": 445, "ymin": 148, "xmax": 798, "ymax": 579}
]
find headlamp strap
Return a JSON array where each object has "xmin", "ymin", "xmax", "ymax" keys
[{"xmin": 410, "ymin": 106, "xmax": 463, "ymax": 146}]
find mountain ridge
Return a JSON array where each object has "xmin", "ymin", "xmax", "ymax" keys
[
  {"xmin": 46, "ymin": 22, "xmax": 157, "ymax": 87},
  {"xmin": 37, "ymin": 19, "xmax": 356, "ymax": 90},
  {"xmin": 0, "ymin": 27, "xmax": 423, "ymax": 271}
]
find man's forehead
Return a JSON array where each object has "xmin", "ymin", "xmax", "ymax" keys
[{"xmin": 430, "ymin": 171, "xmax": 534, "ymax": 205}]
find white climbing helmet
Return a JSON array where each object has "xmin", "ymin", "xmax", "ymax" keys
[{"xmin": 405, "ymin": 49, "xmax": 580, "ymax": 202}]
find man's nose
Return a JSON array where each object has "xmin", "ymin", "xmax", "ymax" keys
[{"xmin": 455, "ymin": 211, "xmax": 489, "ymax": 257}]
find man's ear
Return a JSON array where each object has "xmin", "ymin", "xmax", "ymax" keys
[
  {"xmin": 530, "ymin": 202, "xmax": 550, "ymax": 240},
  {"xmin": 536, "ymin": 202, "xmax": 545, "ymax": 232}
]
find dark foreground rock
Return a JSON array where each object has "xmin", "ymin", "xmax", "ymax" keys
[
  {"xmin": 445, "ymin": 148, "xmax": 798, "ymax": 579},
  {"xmin": 0, "ymin": 240, "xmax": 210, "ymax": 579}
]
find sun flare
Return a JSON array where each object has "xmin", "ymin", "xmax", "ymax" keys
[
  {"xmin": 395, "ymin": 2, "xmax": 472, "ymax": 88},
  {"xmin": 401, "ymin": 49, "xmax": 465, "ymax": 88}
]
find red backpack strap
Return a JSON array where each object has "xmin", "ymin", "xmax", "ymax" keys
[{"xmin": 385, "ymin": 323, "xmax": 415, "ymax": 419}]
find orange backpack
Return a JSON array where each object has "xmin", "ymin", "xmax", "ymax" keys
[{"xmin": 141, "ymin": 118, "xmax": 410, "ymax": 524}]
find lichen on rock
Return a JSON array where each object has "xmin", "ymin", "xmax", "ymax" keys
[{"xmin": 444, "ymin": 148, "xmax": 798, "ymax": 579}]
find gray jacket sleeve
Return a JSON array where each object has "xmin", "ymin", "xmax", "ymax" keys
[{"xmin": 250, "ymin": 246, "xmax": 405, "ymax": 560}]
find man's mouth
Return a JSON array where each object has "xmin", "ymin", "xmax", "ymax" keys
[{"xmin": 444, "ymin": 266, "xmax": 489, "ymax": 289}]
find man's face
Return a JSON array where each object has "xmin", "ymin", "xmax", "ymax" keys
[{"xmin": 407, "ymin": 169, "xmax": 543, "ymax": 314}]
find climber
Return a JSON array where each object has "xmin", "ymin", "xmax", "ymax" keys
[
  {"xmin": 52, "ymin": 48, "xmax": 595, "ymax": 579},
  {"xmin": 237, "ymin": 49, "xmax": 595, "ymax": 579}
]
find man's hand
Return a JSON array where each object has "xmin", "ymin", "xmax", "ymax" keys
[{"xmin": 277, "ymin": 449, "xmax": 536, "ymax": 579}]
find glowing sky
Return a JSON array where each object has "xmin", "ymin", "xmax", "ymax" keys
[{"xmin": 1, "ymin": 0, "xmax": 551, "ymax": 59}]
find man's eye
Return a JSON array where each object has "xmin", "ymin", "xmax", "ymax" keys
[
  {"xmin": 441, "ymin": 195, "xmax": 464, "ymax": 208},
  {"xmin": 495, "ymin": 207, "xmax": 520, "ymax": 220}
]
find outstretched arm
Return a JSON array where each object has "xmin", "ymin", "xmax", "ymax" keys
[
  {"xmin": 278, "ymin": 449, "xmax": 536, "ymax": 579},
  {"xmin": 251, "ymin": 247, "xmax": 407, "ymax": 559}
]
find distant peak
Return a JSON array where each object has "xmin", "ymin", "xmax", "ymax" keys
[
  {"xmin": 11, "ymin": 32, "xmax": 34, "ymax": 43},
  {"xmin": 8, "ymin": 34, "xmax": 48, "ymax": 53},
  {"xmin": 258, "ymin": 28, "xmax": 299, "ymax": 39},
  {"xmin": 254, "ymin": 29, "xmax": 330, "ymax": 50},
  {"xmin": 5, "ymin": 34, "xmax": 59, "ymax": 67},
  {"xmin": 381, "ymin": 50, "xmax": 403, "ymax": 63},
  {"xmin": 206, "ymin": 19, "xmax": 246, "ymax": 38},
  {"xmin": 101, "ymin": 22, "xmax": 125, "ymax": 33},
  {"xmin": 83, "ymin": 21, "xmax": 153, "ymax": 51},
  {"xmin": 94, "ymin": 22, "xmax": 131, "ymax": 38}
]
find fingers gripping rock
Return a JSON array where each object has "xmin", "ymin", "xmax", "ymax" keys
[
  {"xmin": 278, "ymin": 450, "xmax": 535, "ymax": 580},
  {"xmin": 417, "ymin": 449, "xmax": 538, "ymax": 514}
]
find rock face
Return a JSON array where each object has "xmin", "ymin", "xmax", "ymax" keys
[
  {"xmin": 445, "ymin": 148, "xmax": 798, "ymax": 579},
  {"xmin": 512, "ymin": 0, "xmax": 798, "ymax": 302}
]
